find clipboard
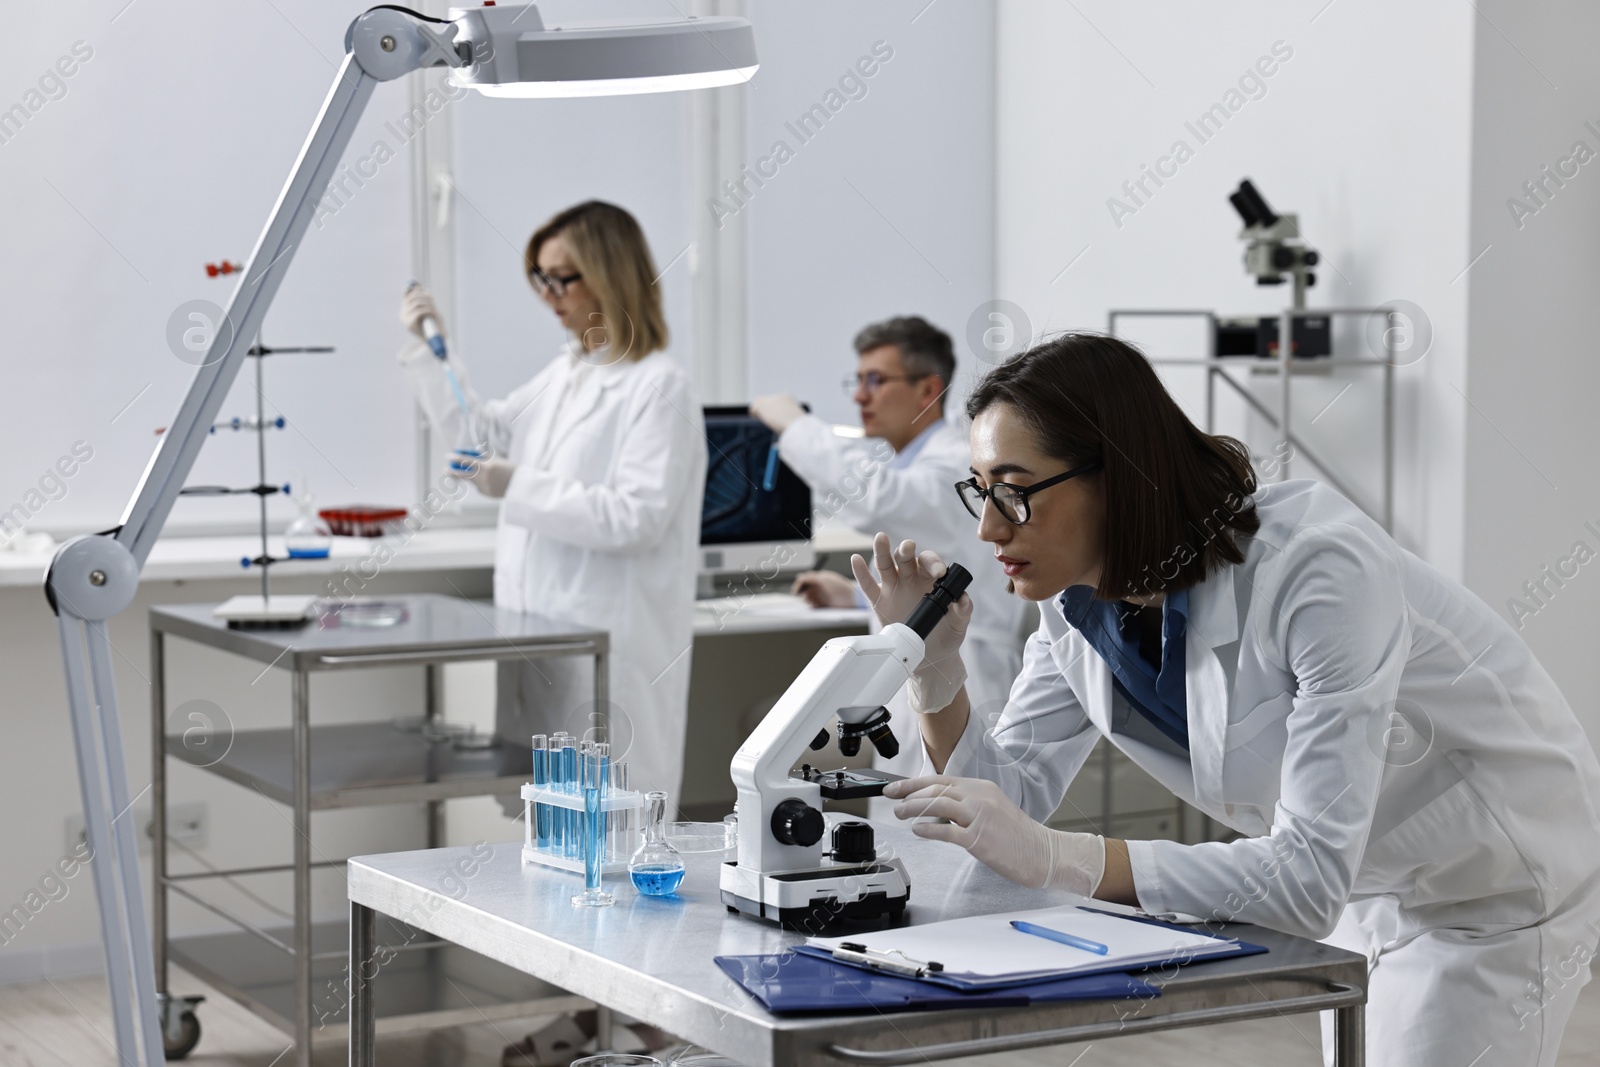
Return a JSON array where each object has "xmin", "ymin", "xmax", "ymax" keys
[
  {"xmin": 713, "ymin": 951, "xmax": 1159, "ymax": 1015},
  {"xmin": 803, "ymin": 904, "xmax": 1267, "ymax": 991}
]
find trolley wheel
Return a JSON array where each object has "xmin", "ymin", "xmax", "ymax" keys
[{"xmin": 164, "ymin": 1011, "xmax": 201, "ymax": 1060}]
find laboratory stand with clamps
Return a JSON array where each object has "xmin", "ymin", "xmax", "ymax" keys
[{"xmin": 149, "ymin": 593, "xmax": 608, "ymax": 1064}]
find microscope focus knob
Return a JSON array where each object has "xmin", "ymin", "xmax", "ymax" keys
[
  {"xmin": 770, "ymin": 798, "xmax": 825, "ymax": 847},
  {"xmin": 830, "ymin": 820, "xmax": 876, "ymax": 864}
]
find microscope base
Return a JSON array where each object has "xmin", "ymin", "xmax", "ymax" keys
[{"xmin": 720, "ymin": 859, "xmax": 910, "ymax": 932}]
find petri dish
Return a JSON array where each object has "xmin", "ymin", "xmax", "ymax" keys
[
  {"xmin": 662, "ymin": 1048, "xmax": 742, "ymax": 1066},
  {"xmin": 663, "ymin": 821, "xmax": 734, "ymax": 854},
  {"xmin": 318, "ymin": 599, "xmax": 408, "ymax": 628}
]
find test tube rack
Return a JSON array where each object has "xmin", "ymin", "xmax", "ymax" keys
[{"xmin": 520, "ymin": 783, "xmax": 645, "ymax": 875}]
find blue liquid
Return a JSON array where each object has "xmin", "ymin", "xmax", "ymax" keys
[
  {"xmin": 532, "ymin": 748, "xmax": 550, "ymax": 850},
  {"xmin": 560, "ymin": 745, "xmax": 579, "ymax": 859},
  {"xmin": 286, "ymin": 546, "xmax": 330, "ymax": 559},
  {"xmin": 630, "ymin": 863, "xmax": 686, "ymax": 896}
]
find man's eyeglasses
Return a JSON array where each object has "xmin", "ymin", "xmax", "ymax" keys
[
  {"xmin": 842, "ymin": 371, "xmax": 925, "ymax": 396},
  {"xmin": 954, "ymin": 461, "xmax": 1102, "ymax": 525},
  {"xmin": 530, "ymin": 267, "xmax": 583, "ymax": 297}
]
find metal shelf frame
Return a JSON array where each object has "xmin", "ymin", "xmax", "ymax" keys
[
  {"xmin": 1110, "ymin": 307, "xmax": 1398, "ymax": 532},
  {"xmin": 150, "ymin": 594, "xmax": 610, "ymax": 1067}
]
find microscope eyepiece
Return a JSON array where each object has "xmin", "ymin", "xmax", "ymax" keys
[
  {"xmin": 1229, "ymin": 179, "xmax": 1278, "ymax": 228},
  {"xmin": 904, "ymin": 563, "xmax": 972, "ymax": 640}
]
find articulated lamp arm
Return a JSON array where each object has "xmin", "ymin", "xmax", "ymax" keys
[{"xmin": 41, "ymin": 11, "xmax": 461, "ymax": 1064}]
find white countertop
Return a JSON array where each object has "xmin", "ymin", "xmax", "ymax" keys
[
  {"xmin": 0, "ymin": 522, "xmax": 876, "ymax": 592},
  {"xmin": 0, "ymin": 527, "xmax": 500, "ymax": 588}
]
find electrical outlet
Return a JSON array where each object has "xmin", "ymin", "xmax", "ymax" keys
[{"xmin": 66, "ymin": 802, "xmax": 208, "ymax": 856}]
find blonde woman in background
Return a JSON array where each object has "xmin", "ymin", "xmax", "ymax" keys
[{"xmin": 399, "ymin": 200, "xmax": 705, "ymax": 813}]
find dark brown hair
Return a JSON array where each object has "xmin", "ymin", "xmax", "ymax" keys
[{"xmin": 966, "ymin": 332, "xmax": 1260, "ymax": 599}]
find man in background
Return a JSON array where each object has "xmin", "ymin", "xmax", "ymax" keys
[{"xmin": 750, "ymin": 316, "xmax": 1026, "ymax": 781}]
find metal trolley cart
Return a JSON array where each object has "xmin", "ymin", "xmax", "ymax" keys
[{"xmin": 149, "ymin": 593, "xmax": 609, "ymax": 1066}]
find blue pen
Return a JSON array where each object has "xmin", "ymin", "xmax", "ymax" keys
[
  {"xmin": 762, "ymin": 444, "xmax": 780, "ymax": 492},
  {"xmin": 1010, "ymin": 920, "xmax": 1109, "ymax": 955}
]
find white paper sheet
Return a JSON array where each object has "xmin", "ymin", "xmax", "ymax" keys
[{"xmin": 808, "ymin": 903, "xmax": 1232, "ymax": 981}]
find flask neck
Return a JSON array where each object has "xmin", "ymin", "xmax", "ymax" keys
[{"xmin": 643, "ymin": 791, "xmax": 668, "ymax": 844}]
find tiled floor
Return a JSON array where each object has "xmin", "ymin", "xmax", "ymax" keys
[{"xmin": 1, "ymin": 963, "xmax": 1597, "ymax": 1066}]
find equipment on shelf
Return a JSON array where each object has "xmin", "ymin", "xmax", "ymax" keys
[
  {"xmin": 722, "ymin": 564, "xmax": 971, "ymax": 931},
  {"xmin": 169, "ymin": 259, "xmax": 336, "ymax": 620},
  {"xmin": 1229, "ymin": 178, "xmax": 1319, "ymax": 309},
  {"xmin": 1214, "ymin": 313, "xmax": 1331, "ymax": 360}
]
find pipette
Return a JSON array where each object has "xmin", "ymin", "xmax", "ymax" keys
[{"xmin": 405, "ymin": 281, "xmax": 472, "ymax": 419}]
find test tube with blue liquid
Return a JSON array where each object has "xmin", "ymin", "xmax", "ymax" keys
[
  {"xmin": 572, "ymin": 743, "xmax": 614, "ymax": 907},
  {"xmin": 531, "ymin": 735, "xmax": 550, "ymax": 851},
  {"xmin": 550, "ymin": 732, "xmax": 572, "ymax": 854},
  {"xmin": 596, "ymin": 743, "xmax": 610, "ymax": 865},
  {"xmin": 561, "ymin": 738, "xmax": 580, "ymax": 860}
]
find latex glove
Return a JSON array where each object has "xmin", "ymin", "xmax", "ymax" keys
[
  {"xmin": 791, "ymin": 570, "xmax": 858, "ymax": 608},
  {"xmin": 851, "ymin": 532, "xmax": 972, "ymax": 712},
  {"xmin": 460, "ymin": 456, "xmax": 515, "ymax": 499},
  {"xmin": 749, "ymin": 394, "xmax": 807, "ymax": 435},
  {"xmin": 400, "ymin": 285, "xmax": 444, "ymax": 341},
  {"xmin": 884, "ymin": 775, "xmax": 1106, "ymax": 896}
]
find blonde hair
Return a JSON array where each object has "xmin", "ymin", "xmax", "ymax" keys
[{"xmin": 525, "ymin": 201, "xmax": 668, "ymax": 360}]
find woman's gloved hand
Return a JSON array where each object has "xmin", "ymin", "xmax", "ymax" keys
[
  {"xmin": 459, "ymin": 455, "xmax": 515, "ymax": 499},
  {"xmin": 400, "ymin": 285, "xmax": 444, "ymax": 340},
  {"xmin": 851, "ymin": 533, "xmax": 973, "ymax": 712},
  {"xmin": 884, "ymin": 775, "xmax": 1106, "ymax": 896}
]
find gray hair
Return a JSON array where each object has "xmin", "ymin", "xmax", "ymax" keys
[{"xmin": 852, "ymin": 316, "xmax": 956, "ymax": 407}]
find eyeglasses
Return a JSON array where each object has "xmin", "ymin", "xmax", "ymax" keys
[
  {"xmin": 530, "ymin": 267, "xmax": 583, "ymax": 297},
  {"xmin": 954, "ymin": 461, "xmax": 1102, "ymax": 525},
  {"xmin": 842, "ymin": 371, "xmax": 925, "ymax": 396}
]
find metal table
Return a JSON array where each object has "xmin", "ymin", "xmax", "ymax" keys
[
  {"xmin": 348, "ymin": 821, "xmax": 1367, "ymax": 1066},
  {"xmin": 150, "ymin": 594, "xmax": 609, "ymax": 1066}
]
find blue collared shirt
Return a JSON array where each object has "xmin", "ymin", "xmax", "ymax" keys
[
  {"xmin": 888, "ymin": 420, "xmax": 943, "ymax": 470},
  {"xmin": 1058, "ymin": 586, "xmax": 1191, "ymax": 751}
]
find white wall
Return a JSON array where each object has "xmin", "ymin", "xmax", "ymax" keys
[
  {"xmin": 0, "ymin": 1, "xmax": 417, "ymax": 539},
  {"xmin": 742, "ymin": 0, "xmax": 995, "ymax": 425},
  {"xmin": 1462, "ymin": 0, "xmax": 1600, "ymax": 741},
  {"xmin": 994, "ymin": 0, "xmax": 1476, "ymax": 571}
]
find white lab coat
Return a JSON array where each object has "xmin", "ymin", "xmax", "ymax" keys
[
  {"xmin": 401, "ymin": 340, "xmax": 706, "ymax": 806},
  {"xmin": 776, "ymin": 415, "xmax": 1027, "ymax": 786},
  {"xmin": 940, "ymin": 479, "xmax": 1600, "ymax": 1067}
]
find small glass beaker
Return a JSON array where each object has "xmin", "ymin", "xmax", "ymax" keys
[
  {"xmin": 284, "ymin": 485, "xmax": 332, "ymax": 559},
  {"xmin": 572, "ymin": 745, "xmax": 614, "ymax": 908},
  {"xmin": 629, "ymin": 791, "xmax": 685, "ymax": 897}
]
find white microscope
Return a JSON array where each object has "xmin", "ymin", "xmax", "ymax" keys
[{"xmin": 720, "ymin": 564, "xmax": 972, "ymax": 930}]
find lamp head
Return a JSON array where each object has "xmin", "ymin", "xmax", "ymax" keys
[{"xmin": 448, "ymin": 4, "xmax": 758, "ymax": 98}]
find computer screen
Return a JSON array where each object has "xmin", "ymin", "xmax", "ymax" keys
[{"xmin": 700, "ymin": 406, "xmax": 811, "ymax": 547}]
